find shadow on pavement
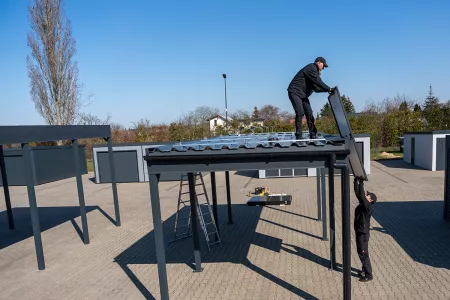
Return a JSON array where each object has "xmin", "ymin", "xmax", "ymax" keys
[
  {"xmin": 233, "ymin": 170, "xmax": 258, "ymax": 178},
  {"xmin": 264, "ymin": 205, "xmax": 318, "ymax": 221},
  {"xmin": 375, "ymin": 159, "xmax": 426, "ymax": 170},
  {"xmin": 114, "ymin": 203, "xmax": 345, "ymax": 300},
  {"xmin": 281, "ymin": 243, "xmax": 362, "ymax": 278},
  {"xmin": 0, "ymin": 205, "xmax": 116, "ymax": 249},
  {"xmin": 372, "ymin": 200, "xmax": 450, "ymax": 269}
]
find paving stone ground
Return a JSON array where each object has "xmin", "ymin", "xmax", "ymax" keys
[{"xmin": 1, "ymin": 159, "xmax": 449, "ymax": 300}]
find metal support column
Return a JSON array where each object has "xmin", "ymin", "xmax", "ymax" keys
[
  {"xmin": 225, "ymin": 171, "xmax": 233, "ymax": 224},
  {"xmin": 316, "ymin": 168, "xmax": 322, "ymax": 221},
  {"xmin": 0, "ymin": 145, "xmax": 14, "ymax": 230},
  {"xmin": 321, "ymin": 168, "xmax": 328, "ymax": 241},
  {"xmin": 107, "ymin": 137, "xmax": 121, "ymax": 226},
  {"xmin": 341, "ymin": 166, "xmax": 351, "ymax": 300},
  {"xmin": 149, "ymin": 174, "xmax": 169, "ymax": 300},
  {"xmin": 328, "ymin": 167, "xmax": 336, "ymax": 270},
  {"xmin": 188, "ymin": 172, "xmax": 203, "ymax": 272},
  {"xmin": 210, "ymin": 172, "xmax": 219, "ymax": 237},
  {"xmin": 73, "ymin": 139, "xmax": 89, "ymax": 244},
  {"xmin": 22, "ymin": 143, "xmax": 45, "ymax": 270},
  {"xmin": 444, "ymin": 136, "xmax": 450, "ymax": 220}
]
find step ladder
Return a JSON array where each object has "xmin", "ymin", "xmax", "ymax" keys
[{"xmin": 169, "ymin": 172, "xmax": 222, "ymax": 251}]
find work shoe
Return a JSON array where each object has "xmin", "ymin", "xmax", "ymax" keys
[{"xmin": 359, "ymin": 275, "xmax": 373, "ymax": 282}]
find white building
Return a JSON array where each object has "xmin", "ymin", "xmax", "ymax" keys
[
  {"xmin": 207, "ymin": 115, "xmax": 265, "ymax": 134},
  {"xmin": 207, "ymin": 115, "xmax": 232, "ymax": 132},
  {"xmin": 403, "ymin": 130, "xmax": 450, "ymax": 171}
]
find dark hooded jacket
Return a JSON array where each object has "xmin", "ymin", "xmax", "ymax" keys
[
  {"xmin": 353, "ymin": 178, "xmax": 374, "ymax": 233},
  {"xmin": 287, "ymin": 63, "xmax": 331, "ymax": 98}
]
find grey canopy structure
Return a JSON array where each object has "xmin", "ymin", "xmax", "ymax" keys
[
  {"xmin": 0, "ymin": 125, "xmax": 121, "ymax": 270},
  {"xmin": 140, "ymin": 86, "xmax": 367, "ymax": 300},
  {"xmin": 143, "ymin": 141, "xmax": 352, "ymax": 299},
  {"xmin": 444, "ymin": 136, "xmax": 450, "ymax": 220}
]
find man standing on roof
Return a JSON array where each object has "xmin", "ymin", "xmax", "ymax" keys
[
  {"xmin": 353, "ymin": 176, "xmax": 377, "ymax": 282},
  {"xmin": 287, "ymin": 57, "xmax": 335, "ymax": 140}
]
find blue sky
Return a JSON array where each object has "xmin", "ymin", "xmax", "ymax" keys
[{"xmin": 1, "ymin": 0, "xmax": 450, "ymax": 128}]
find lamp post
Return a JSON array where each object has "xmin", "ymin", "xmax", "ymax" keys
[{"xmin": 222, "ymin": 73, "xmax": 228, "ymax": 135}]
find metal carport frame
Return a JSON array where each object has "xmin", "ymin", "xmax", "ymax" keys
[
  {"xmin": 0, "ymin": 125, "xmax": 121, "ymax": 270},
  {"xmin": 444, "ymin": 135, "xmax": 450, "ymax": 220},
  {"xmin": 143, "ymin": 142, "xmax": 353, "ymax": 300}
]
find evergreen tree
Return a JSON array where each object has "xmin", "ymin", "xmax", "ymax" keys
[
  {"xmin": 422, "ymin": 85, "xmax": 443, "ymax": 130},
  {"xmin": 320, "ymin": 102, "xmax": 333, "ymax": 117},
  {"xmin": 342, "ymin": 95, "xmax": 356, "ymax": 113},
  {"xmin": 399, "ymin": 101, "xmax": 409, "ymax": 111},
  {"xmin": 424, "ymin": 85, "xmax": 440, "ymax": 108},
  {"xmin": 252, "ymin": 106, "xmax": 260, "ymax": 119},
  {"xmin": 413, "ymin": 103, "xmax": 421, "ymax": 112}
]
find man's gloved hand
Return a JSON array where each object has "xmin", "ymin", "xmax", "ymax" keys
[
  {"xmin": 329, "ymin": 87, "xmax": 336, "ymax": 95},
  {"xmin": 354, "ymin": 176, "xmax": 364, "ymax": 182}
]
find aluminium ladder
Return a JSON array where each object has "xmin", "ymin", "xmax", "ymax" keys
[{"xmin": 169, "ymin": 172, "xmax": 222, "ymax": 251}]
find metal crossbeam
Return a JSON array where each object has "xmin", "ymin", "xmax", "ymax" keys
[{"xmin": 0, "ymin": 125, "xmax": 111, "ymax": 145}]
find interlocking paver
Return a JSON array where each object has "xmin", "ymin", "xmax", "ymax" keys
[{"xmin": 1, "ymin": 159, "xmax": 449, "ymax": 299}]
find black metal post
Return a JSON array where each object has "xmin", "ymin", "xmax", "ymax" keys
[
  {"xmin": 72, "ymin": 139, "xmax": 89, "ymax": 244},
  {"xmin": 0, "ymin": 145, "xmax": 14, "ymax": 230},
  {"xmin": 149, "ymin": 174, "xmax": 169, "ymax": 300},
  {"xmin": 321, "ymin": 168, "xmax": 328, "ymax": 241},
  {"xmin": 188, "ymin": 172, "xmax": 203, "ymax": 272},
  {"xmin": 210, "ymin": 172, "xmax": 219, "ymax": 237},
  {"xmin": 444, "ymin": 136, "xmax": 450, "ymax": 220},
  {"xmin": 22, "ymin": 143, "xmax": 45, "ymax": 270},
  {"xmin": 107, "ymin": 137, "xmax": 121, "ymax": 226},
  {"xmin": 225, "ymin": 171, "xmax": 233, "ymax": 224},
  {"xmin": 222, "ymin": 73, "xmax": 228, "ymax": 135},
  {"xmin": 316, "ymin": 168, "xmax": 321, "ymax": 221},
  {"xmin": 329, "ymin": 166, "xmax": 336, "ymax": 270},
  {"xmin": 341, "ymin": 166, "xmax": 351, "ymax": 300}
]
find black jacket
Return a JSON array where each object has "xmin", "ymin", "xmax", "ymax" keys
[
  {"xmin": 353, "ymin": 178, "xmax": 374, "ymax": 233},
  {"xmin": 287, "ymin": 63, "xmax": 331, "ymax": 98}
]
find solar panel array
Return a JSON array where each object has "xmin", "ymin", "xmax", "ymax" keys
[{"xmin": 148, "ymin": 131, "xmax": 338, "ymax": 153}]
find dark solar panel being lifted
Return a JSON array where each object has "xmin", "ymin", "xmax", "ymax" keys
[{"xmin": 147, "ymin": 131, "xmax": 344, "ymax": 153}]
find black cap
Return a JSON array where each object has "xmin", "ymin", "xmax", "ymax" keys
[
  {"xmin": 367, "ymin": 192, "xmax": 377, "ymax": 203},
  {"xmin": 315, "ymin": 56, "xmax": 328, "ymax": 68}
]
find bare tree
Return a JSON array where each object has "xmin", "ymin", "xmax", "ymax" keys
[
  {"xmin": 78, "ymin": 112, "xmax": 112, "ymax": 125},
  {"xmin": 259, "ymin": 105, "xmax": 280, "ymax": 124},
  {"xmin": 229, "ymin": 109, "xmax": 251, "ymax": 120},
  {"xmin": 26, "ymin": 0, "xmax": 82, "ymax": 130},
  {"xmin": 278, "ymin": 110, "xmax": 295, "ymax": 122},
  {"xmin": 189, "ymin": 106, "xmax": 221, "ymax": 124}
]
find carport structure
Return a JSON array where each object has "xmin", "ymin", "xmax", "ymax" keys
[
  {"xmin": 142, "ymin": 87, "xmax": 364, "ymax": 300},
  {"xmin": 144, "ymin": 139, "xmax": 352, "ymax": 299},
  {"xmin": 0, "ymin": 125, "xmax": 121, "ymax": 270},
  {"xmin": 444, "ymin": 135, "xmax": 450, "ymax": 220}
]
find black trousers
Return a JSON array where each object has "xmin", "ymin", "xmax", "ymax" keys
[
  {"xmin": 288, "ymin": 92, "xmax": 317, "ymax": 136},
  {"xmin": 356, "ymin": 231, "xmax": 372, "ymax": 277}
]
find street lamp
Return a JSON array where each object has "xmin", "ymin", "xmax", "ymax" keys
[{"xmin": 222, "ymin": 73, "xmax": 228, "ymax": 135}]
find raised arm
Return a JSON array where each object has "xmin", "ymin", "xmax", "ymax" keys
[
  {"xmin": 353, "ymin": 177, "xmax": 364, "ymax": 203},
  {"xmin": 305, "ymin": 64, "xmax": 331, "ymax": 92},
  {"xmin": 353, "ymin": 177, "xmax": 371, "ymax": 211}
]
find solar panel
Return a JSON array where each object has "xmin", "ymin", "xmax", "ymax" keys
[
  {"xmin": 147, "ymin": 131, "xmax": 334, "ymax": 153},
  {"xmin": 328, "ymin": 87, "xmax": 368, "ymax": 180}
]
